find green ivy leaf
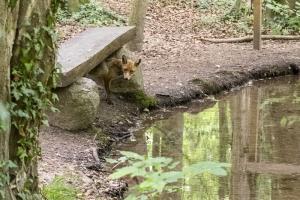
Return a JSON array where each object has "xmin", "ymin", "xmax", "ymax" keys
[
  {"xmin": 16, "ymin": 110, "xmax": 30, "ymax": 119},
  {"xmin": 41, "ymin": 119, "xmax": 49, "ymax": 127},
  {"xmin": 0, "ymin": 103, "xmax": 10, "ymax": 133}
]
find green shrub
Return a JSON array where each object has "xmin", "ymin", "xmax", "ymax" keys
[
  {"xmin": 108, "ymin": 151, "xmax": 230, "ymax": 200},
  {"xmin": 264, "ymin": 0, "xmax": 300, "ymax": 34},
  {"xmin": 57, "ymin": 0, "xmax": 126, "ymax": 26},
  {"xmin": 42, "ymin": 176, "xmax": 78, "ymax": 200},
  {"xmin": 195, "ymin": 0, "xmax": 299, "ymax": 36}
]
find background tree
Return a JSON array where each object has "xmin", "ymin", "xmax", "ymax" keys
[
  {"xmin": 61, "ymin": 0, "xmax": 90, "ymax": 12},
  {"xmin": 230, "ymin": 0, "xmax": 246, "ymax": 13},
  {"xmin": 287, "ymin": 0, "xmax": 296, "ymax": 9},
  {"xmin": 0, "ymin": 0, "xmax": 58, "ymax": 199},
  {"xmin": 127, "ymin": 0, "xmax": 149, "ymax": 52}
]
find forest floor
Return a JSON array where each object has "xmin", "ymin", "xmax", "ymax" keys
[
  {"xmin": 101, "ymin": 0, "xmax": 300, "ymax": 104},
  {"xmin": 39, "ymin": 1, "xmax": 300, "ymax": 199}
]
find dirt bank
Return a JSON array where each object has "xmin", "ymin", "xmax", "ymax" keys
[
  {"xmin": 40, "ymin": 1, "xmax": 300, "ymax": 199},
  {"xmin": 150, "ymin": 56, "xmax": 300, "ymax": 106},
  {"xmin": 141, "ymin": 40, "xmax": 300, "ymax": 106},
  {"xmin": 39, "ymin": 55, "xmax": 300, "ymax": 200}
]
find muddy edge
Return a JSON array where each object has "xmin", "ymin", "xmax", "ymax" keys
[
  {"xmin": 85, "ymin": 61, "xmax": 300, "ymax": 198},
  {"xmin": 155, "ymin": 62, "xmax": 300, "ymax": 106},
  {"xmin": 101, "ymin": 61, "xmax": 300, "ymax": 150}
]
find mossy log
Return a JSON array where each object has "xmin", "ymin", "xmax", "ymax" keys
[{"xmin": 199, "ymin": 35, "xmax": 300, "ymax": 43}]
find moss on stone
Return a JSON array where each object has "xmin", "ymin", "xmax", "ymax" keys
[
  {"xmin": 191, "ymin": 78, "xmax": 220, "ymax": 94},
  {"xmin": 91, "ymin": 126, "xmax": 110, "ymax": 147},
  {"xmin": 122, "ymin": 90, "xmax": 157, "ymax": 109}
]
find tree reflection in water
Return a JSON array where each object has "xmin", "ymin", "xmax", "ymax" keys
[{"xmin": 119, "ymin": 76, "xmax": 300, "ymax": 200}]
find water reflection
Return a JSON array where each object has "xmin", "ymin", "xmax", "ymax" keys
[{"xmin": 120, "ymin": 76, "xmax": 300, "ymax": 200}]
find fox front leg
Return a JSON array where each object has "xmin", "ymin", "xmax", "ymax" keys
[{"xmin": 103, "ymin": 77, "xmax": 113, "ymax": 105}]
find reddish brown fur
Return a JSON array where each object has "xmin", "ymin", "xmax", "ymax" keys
[{"xmin": 90, "ymin": 55, "xmax": 141, "ymax": 104}]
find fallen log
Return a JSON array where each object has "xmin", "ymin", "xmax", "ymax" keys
[{"xmin": 198, "ymin": 35, "xmax": 300, "ymax": 43}]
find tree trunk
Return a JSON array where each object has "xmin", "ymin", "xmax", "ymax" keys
[
  {"xmin": 127, "ymin": 0, "xmax": 148, "ymax": 52},
  {"xmin": 287, "ymin": 0, "xmax": 296, "ymax": 9},
  {"xmin": 253, "ymin": 0, "xmax": 262, "ymax": 50},
  {"xmin": 0, "ymin": 0, "xmax": 57, "ymax": 199},
  {"xmin": 231, "ymin": 0, "xmax": 243, "ymax": 13},
  {"xmin": 0, "ymin": 103, "xmax": 11, "ymax": 200},
  {"xmin": 0, "ymin": 1, "xmax": 18, "ymax": 198},
  {"xmin": 66, "ymin": 0, "xmax": 90, "ymax": 12}
]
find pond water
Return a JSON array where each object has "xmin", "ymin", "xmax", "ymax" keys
[{"xmin": 119, "ymin": 76, "xmax": 300, "ymax": 200}]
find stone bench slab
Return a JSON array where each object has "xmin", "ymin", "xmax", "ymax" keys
[{"xmin": 57, "ymin": 26, "xmax": 136, "ymax": 87}]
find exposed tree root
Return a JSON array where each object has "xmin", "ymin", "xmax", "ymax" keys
[
  {"xmin": 92, "ymin": 147, "xmax": 101, "ymax": 164},
  {"xmin": 198, "ymin": 35, "xmax": 300, "ymax": 43}
]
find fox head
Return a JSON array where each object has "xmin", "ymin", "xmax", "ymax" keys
[{"xmin": 121, "ymin": 55, "xmax": 141, "ymax": 80}]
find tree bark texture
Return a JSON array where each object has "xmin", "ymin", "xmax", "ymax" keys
[
  {"xmin": 253, "ymin": 0, "xmax": 262, "ymax": 50},
  {"xmin": 287, "ymin": 0, "xmax": 296, "ymax": 9},
  {"xmin": 0, "ymin": 0, "xmax": 56, "ymax": 199},
  {"xmin": 0, "ymin": 2, "xmax": 19, "ymax": 198},
  {"xmin": 127, "ymin": 0, "xmax": 148, "ymax": 52}
]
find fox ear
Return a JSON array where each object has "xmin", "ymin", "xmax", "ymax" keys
[
  {"xmin": 135, "ymin": 59, "xmax": 142, "ymax": 66},
  {"xmin": 122, "ymin": 55, "xmax": 127, "ymax": 64}
]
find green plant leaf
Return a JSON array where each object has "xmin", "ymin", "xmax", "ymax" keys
[
  {"xmin": 110, "ymin": 166, "xmax": 142, "ymax": 179},
  {"xmin": 119, "ymin": 151, "xmax": 145, "ymax": 160},
  {"xmin": 105, "ymin": 158, "xmax": 118, "ymax": 164},
  {"xmin": 161, "ymin": 171, "xmax": 184, "ymax": 183}
]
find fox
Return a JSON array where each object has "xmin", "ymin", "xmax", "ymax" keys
[{"xmin": 89, "ymin": 55, "xmax": 141, "ymax": 104}]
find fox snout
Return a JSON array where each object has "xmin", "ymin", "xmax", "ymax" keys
[
  {"xmin": 123, "ymin": 73, "xmax": 132, "ymax": 80},
  {"xmin": 121, "ymin": 55, "xmax": 141, "ymax": 81}
]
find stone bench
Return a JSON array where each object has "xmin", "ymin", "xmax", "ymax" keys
[
  {"xmin": 49, "ymin": 26, "xmax": 144, "ymax": 131},
  {"xmin": 56, "ymin": 26, "xmax": 136, "ymax": 87}
]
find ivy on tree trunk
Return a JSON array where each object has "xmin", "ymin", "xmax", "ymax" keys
[{"xmin": 0, "ymin": 0, "xmax": 59, "ymax": 199}]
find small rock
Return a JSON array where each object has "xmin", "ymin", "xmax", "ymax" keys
[
  {"xmin": 48, "ymin": 78, "xmax": 100, "ymax": 131},
  {"xmin": 125, "ymin": 119, "xmax": 133, "ymax": 124},
  {"xmin": 85, "ymin": 189, "xmax": 94, "ymax": 196},
  {"xmin": 79, "ymin": 172, "xmax": 93, "ymax": 184},
  {"xmin": 143, "ymin": 108, "xmax": 150, "ymax": 113},
  {"xmin": 86, "ymin": 164, "xmax": 103, "ymax": 172}
]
